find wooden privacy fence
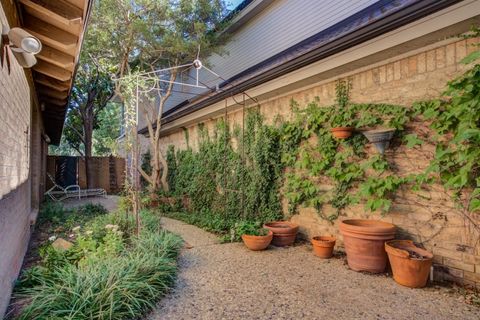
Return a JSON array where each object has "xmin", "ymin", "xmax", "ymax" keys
[{"xmin": 47, "ymin": 156, "xmax": 125, "ymax": 194}]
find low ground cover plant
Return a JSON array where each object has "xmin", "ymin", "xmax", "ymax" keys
[{"xmin": 11, "ymin": 202, "xmax": 182, "ymax": 320}]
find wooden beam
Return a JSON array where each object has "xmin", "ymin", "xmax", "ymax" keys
[
  {"xmin": 40, "ymin": 96, "xmax": 68, "ymax": 106},
  {"xmin": 37, "ymin": 45, "xmax": 75, "ymax": 71},
  {"xmin": 62, "ymin": 0, "xmax": 85, "ymax": 11},
  {"xmin": 33, "ymin": 60, "xmax": 72, "ymax": 82},
  {"xmin": 18, "ymin": 0, "xmax": 82, "ymax": 35},
  {"xmin": 37, "ymin": 85, "xmax": 69, "ymax": 100},
  {"xmin": 34, "ymin": 73, "xmax": 71, "ymax": 92},
  {"xmin": 24, "ymin": 15, "xmax": 77, "ymax": 56}
]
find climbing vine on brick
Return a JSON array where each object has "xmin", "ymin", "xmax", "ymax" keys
[
  {"xmin": 164, "ymin": 31, "xmax": 480, "ymax": 230},
  {"xmin": 281, "ymin": 83, "xmax": 413, "ymax": 220},
  {"xmin": 166, "ymin": 110, "xmax": 284, "ymax": 234}
]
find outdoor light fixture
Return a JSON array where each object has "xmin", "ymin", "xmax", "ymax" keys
[
  {"xmin": 7, "ymin": 27, "xmax": 42, "ymax": 54},
  {"xmin": 1, "ymin": 25, "xmax": 42, "ymax": 69},
  {"xmin": 42, "ymin": 133, "xmax": 51, "ymax": 144}
]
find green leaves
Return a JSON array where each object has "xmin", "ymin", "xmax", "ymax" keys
[
  {"xmin": 358, "ymin": 176, "xmax": 408, "ymax": 214},
  {"xmin": 168, "ymin": 40, "xmax": 480, "ymax": 226},
  {"xmin": 461, "ymin": 51, "xmax": 480, "ymax": 64},
  {"xmin": 403, "ymin": 134, "xmax": 424, "ymax": 148}
]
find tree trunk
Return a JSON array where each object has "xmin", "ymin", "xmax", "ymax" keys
[
  {"xmin": 83, "ymin": 112, "xmax": 94, "ymax": 188},
  {"xmin": 84, "ymin": 127, "xmax": 94, "ymax": 189}
]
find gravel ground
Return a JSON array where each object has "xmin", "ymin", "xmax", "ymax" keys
[{"xmin": 149, "ymin": 217, "xmax": 480, "ymax": 320}]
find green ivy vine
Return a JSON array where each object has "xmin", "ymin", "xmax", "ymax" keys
[
  {"xmin": 166, "ymin": 110, "xmax": 284, "ymax": 235},
  {"xmin": 281, "ymin": 80, "xmax": 413, "ymax": 219},
  {"xmin": 163, "ymin": 30, "xmax": 480, "ymax": 233}
]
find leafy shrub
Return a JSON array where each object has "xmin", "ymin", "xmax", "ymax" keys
[
  {"xmin": 38, "ymin": 201, "xmax": 66, "ymax": 224},
  {"xmin": 14, "ymin": 209, "xmax": 182, "ymax": 320},
  {"xmin": 38, "ymin": 201, "xmax": 109, "ymax": 236},
  {"xmin": 233, "ymin": 221, "xmax": 268, "ymax": 236}
]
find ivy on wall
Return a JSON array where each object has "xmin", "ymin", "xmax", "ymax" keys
[
  {"xmin": 166, "ymin": 110, "xmax": 284, "ymax": 234},
  {"xmin": 281, "ymin": 86, "xmax": 412, "ymax": 220},
  {"xmin": 163, "ymin": 32, "xmax": 480, "ymax": 236}
]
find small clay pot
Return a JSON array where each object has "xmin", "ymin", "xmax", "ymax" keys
[
  {"xmin": 385, "ymin": 240, "xmax": 433, "ymax": 288},
  {"xmin": 330, "ymin": 127, "xmax": 353, "ymax": 139},
  {"xmin": 241, "ymin": 230, "xmax": 273, "ymax": 251},
  {"xmin": 339, "ymin": 219, "xmax": 395, "ymax": 273},
  {"xmin": 263, "ymin": 221, "xmax": 299, "ymax": 247},
  {"xmin": 311, "ymin": 236, "xmax": 336, "ymax": 258}
]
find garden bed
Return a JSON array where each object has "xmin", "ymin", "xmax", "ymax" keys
[{"xmin": 7, "ymin": 201, "xmax": 182, "ymax": 320}]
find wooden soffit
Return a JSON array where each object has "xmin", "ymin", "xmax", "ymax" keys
[{"xmin": 15, "ymin": 0, "xmax": 93, "ymax": 144}]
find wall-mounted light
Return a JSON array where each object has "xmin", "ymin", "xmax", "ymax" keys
[
  {"xmin": 42, "ymin": 133, "xmax": 51, "ymax": 144},
  {"xmin": 1, "ymin": 24, "xmax": 42, "ymax": 70}
]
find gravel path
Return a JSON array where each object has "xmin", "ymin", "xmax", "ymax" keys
[{"xmin": 149, "ymin": 217, "xmax": 480, "ymax": 320}]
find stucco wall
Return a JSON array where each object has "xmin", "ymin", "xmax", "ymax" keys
[{"xmin": 157, "ymin": 37, "xmax": 480, "ymax": 287}]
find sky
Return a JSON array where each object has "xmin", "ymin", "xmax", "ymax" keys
[{"xmin": 226, "ymin": 0, "xmax": 244, "ymax": 10}]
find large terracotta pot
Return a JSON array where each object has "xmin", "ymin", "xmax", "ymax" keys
[
  {"xmin": 339, "ymin": 219, "xmax": 395, "ymax": 273},
  {"xmin": 263, "ymin": 221, "xmax": 299, "ymax": 247},
  {"xmin": 385, "ymin": 240, "xmax": 433, "ymax": 288},
  {"xmin": 330, "ymin": 127, "xmax": 353, "ymax": 139},
  {"xmin": 311, "ymin": 236, "xmax": 336, "ymax": 258},
  {"xmin": 241, "ymin": 230, "xmax": 273, "ymax": 251}
]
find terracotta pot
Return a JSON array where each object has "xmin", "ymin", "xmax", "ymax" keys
[
  {"xmin": 241, "ymin": 230, "xmax": 273, "ymax": 251},
  {"xmin": 263, "ymin": 221, "xmax": 299, "ymax": 247},
  {"xmin": 311, "ymin": 236, "xmax": 336, "ymax": 258},
  {"xmin": 330, "ymin": 127, "xmax": 353, "ymax": 139},
  {"xmin": 385, "ymin": 240, "xmax": 433, "ymax": 288},
  {"xmin": 339, "ymin": 219, "xmax": 395, "ymax": 273}
]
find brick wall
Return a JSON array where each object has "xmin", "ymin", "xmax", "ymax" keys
[
  {"xmin": 0, "ymin": 4, "xmax": 37, "ymax": 316},
  {"xmin": 158, "ymin": 37, "xmax": 480, "ymax": 287}
]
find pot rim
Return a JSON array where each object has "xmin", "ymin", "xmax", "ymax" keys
[
  {"xmin": 339, "ymin": 219, "xmax": 395, "ymax": 237},
  {"xmin": 312, "ymin": 236, "xmax": 336, "ymax": 247},
  {"xmin": 263, "ymin": 221, "xmax": 299, "ymax": 229},
  {"xmin": 385, "ymin": 240, "xmax": 433, "ymax": 260},
  {"xmin": 362, "ymin": 128, "xmax": 395, "ymax": 133},
  {"xmin": 330, "ymin": 126, "xmax": 354, "ymax": 132},
  {"xmin": 241, "ymin": 230, "xmax": 273, "ymax": 240},
  {"xmin": 312, "ymin": 235, "xmax": 336, "ymax": 243}
]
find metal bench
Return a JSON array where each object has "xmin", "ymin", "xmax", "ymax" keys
[{"xmin": 45, "ymin": 173, "xmax": 107, "ymax": 202}]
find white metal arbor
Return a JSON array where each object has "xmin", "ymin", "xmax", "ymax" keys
[{"xmin": 117, "ymin": 58, "xmax": 258, "ymax": 229}]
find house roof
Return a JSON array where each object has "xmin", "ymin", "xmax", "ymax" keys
[
  {"xmin": 15, "ymin": 0, "xmax": 93, "ymax": 144},
  {"xmin": 139, "ymin": 0, "xmax": 460, "ymax": 135}
]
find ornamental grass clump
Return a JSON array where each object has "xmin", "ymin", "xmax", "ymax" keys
[{"xmin": 13, "ymin": 210, "xmax": 183, "ymax": 320}]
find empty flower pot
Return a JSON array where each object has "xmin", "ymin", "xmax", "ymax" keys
[
  {"xmin": 385, "ymin": 240, "xmax": 433, "ymax": 288},
  {"xmin": 362, "ymin": 128, "xmax": 395, "ymax": 154},
  {"xmin": 311, "ymin": 236, "xmax": 336, "ymax": 258},
  {"xmin": 241, "ymin": 230, "xmax": 273, "ymax": 251},
  {"xmin": 339, "ymin": 219, "xmax": 396, "ymax": 273},
  {"xmin": 263, "ymin": 221, "xmax": 299, "ymax": 247},
  {"xmin": 330, "ymin": 127, "xmax": 354, "ymax": 139}
]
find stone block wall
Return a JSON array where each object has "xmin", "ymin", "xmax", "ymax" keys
[{"xmin": 158, "ymin": 37, "xmax": 480, "ymax": 287}]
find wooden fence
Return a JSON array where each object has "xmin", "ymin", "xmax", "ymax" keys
[{"xmin": 46, "ymin": 156, "xmax": 125, "ymax": 194}]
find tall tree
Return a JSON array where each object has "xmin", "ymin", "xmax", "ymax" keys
[
  {"xmin": 85, "ymin": 0, "xmax": 229, "ymax": 192},
  {"xmin": 93, "ymin": 102, "xmax": 122, "ymax": 156},
  {"xmin": 65, "ymin": 61, "xmax": 115, "ymax": 187}
]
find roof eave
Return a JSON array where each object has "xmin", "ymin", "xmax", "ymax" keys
[{"xmin": 139, "ymin": 0, "xmax": 461, "ymax": 136}]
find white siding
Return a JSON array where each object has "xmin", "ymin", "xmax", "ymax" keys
[{"xmin": 164, "ymin": 0, "xmax": 379, "ymax": 111}]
